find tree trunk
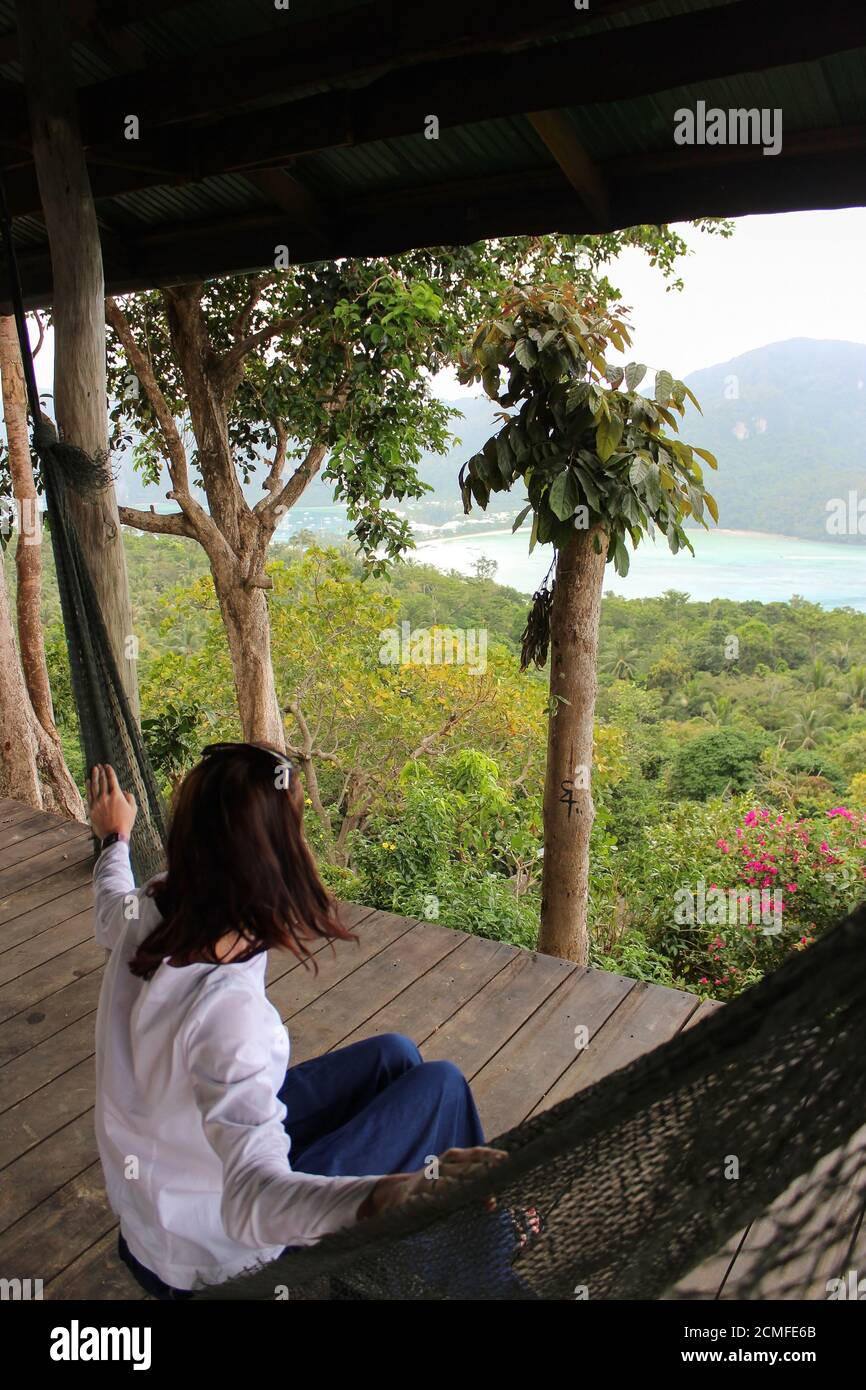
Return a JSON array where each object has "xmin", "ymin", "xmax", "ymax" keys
[
  {"xmin": 0, "ymin": 319, "xmax": 86, "ymax": 821},
  {"xmin": 0, "ymin": 315, "xmax": 56, "ymax": 734},
  {"xmin": 16, "ymin": 0, "xmax": 140, "ymax": 720},
  {"xmin": 0, "ymin": 558, "xmax": 42, "ymax": 808},
  {"xmin": 538, "ymin": 525, "xmax": 609, "ymax": 963},
  {"xmin": 210, "ymin": 558, "xmax": 285, "ymax": 746}
]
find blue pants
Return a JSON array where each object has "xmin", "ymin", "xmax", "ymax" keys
[
  {"xmin": 280, "ymin": 1033, "xmax": 486, "ymax": 1175},
  {"xmin": 118, "ymin": 1033, "xmax": 490, "ymax": 1299}
]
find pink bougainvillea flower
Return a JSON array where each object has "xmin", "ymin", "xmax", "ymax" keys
[
  {"xmin": 716, "ymin": 838, "xmax": 730, "ymax": 853},
  {"xmin": 828, "ymin": 807, "xmax": 855, "ymax": 821}
]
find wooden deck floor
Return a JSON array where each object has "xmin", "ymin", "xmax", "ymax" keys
[{"xmin": 0, "ymin": 796, "xmax": 860, "ymax": 1301}]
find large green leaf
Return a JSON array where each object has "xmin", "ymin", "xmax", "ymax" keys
[
  {"xmin": 548, "ymin": 468, "xmax": 580, "ymax": 521},
  {"xmin": 514, "ymin": 338, "xmax": 537, "ymax": 369},
  {"xmin": 596, "ymin": 413, "xmax": 623, "ymax": 462},
  {"xmin": 654, "ymin": 369, "xmax": 674, "ymax": 403},
  {"xmin": 624, "ymin": 362, "xmax": 647, "ymax": 391}
]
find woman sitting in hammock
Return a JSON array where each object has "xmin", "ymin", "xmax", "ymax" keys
[{"xmin": 88, "ymin": 743, "xmax": 506, "ymax": 1300}]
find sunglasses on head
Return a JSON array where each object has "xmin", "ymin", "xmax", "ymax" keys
[{"xmin": 201, "ymin": 742, "xmax": 293, "ymax": 784}]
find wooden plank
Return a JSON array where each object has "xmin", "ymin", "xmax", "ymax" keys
[
  {"xmin": 0, "ymin": 1054, "xmax": 94, "ymax": 1168},
  {"xmin": 421, "ymin": 948, "xmax": 577, "ymax": 1080},
  {"xmin": 0, "ymin": 819, "xmax": 89, "ymax": 872},
  {"xmin": 0, "ymin": 1160, "xmax": 116, "ymax": 1284},
  {"xmin": 0, "ymin": 809, "xmax": 67, "ymax": 851},
  {"xmin": 0, "ymin": 831, "xmax": 93, "ymax": 901},
  {"xmin": 285, "ymin": 918, "xmax": 465, "ymax": 1065},
  {"xmin": 337, "ymin": 933, "xmax": 518, "ymax": 1052},
  {"xmin": 474, "ymin": 966, "xmax": 635, "ymax": 1139},
  {"xmin": 0, "ymin": 931, "xmax": 103, "ymax": 1022},
  {"xmin": 0, "ymin": 909, "xmax": 95, "ymax": 989},
  {"xmin": 0, "ymin": 1011, "xmax": 96, "ymax": 1112},
  {"xmin": 264, "ymin": 901, "xmax": 379, "ymax": 989},
  {"xmin": 0, "ymin": 966, "xmax": 102, "ymax": 1064},
  {"xmin": 45, "ymin": 1226, "xmax": 144, "ymax": 1300},
  {"xmin": 0, "ymin": 882, "xmax": 94, "ymax": 954},
  {"xmin": 718, "ymin": 1125, "xmax": 866, "ymax": 1300},
  {"xmin": 0, "ymin": 1108, "xmax": 97, "ymax": 1234},
  {"xmin": 529, "ymin": 978, "xmax": 699, "ymax": 1111},
  {"xmin": 0, "ymin": 855, "xmax": 93, "ymax": 928},
  {"xmin": 0, "ymin": 800, "xmax": 45, "ymax": 826},
  {"xmin": 267, "ymin": 909, "xmax": 420, "ymax": 1026}
]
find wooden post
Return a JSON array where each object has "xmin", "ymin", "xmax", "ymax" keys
[{"xmin": 15, "ymin": 0, "xmax": 140, "ymax": 719}]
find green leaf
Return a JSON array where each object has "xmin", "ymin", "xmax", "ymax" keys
[
  {"xmin": 514, "ymin": 338, "xmax": 537, "ymax": 370},
  {"xmin": 624, "ymin": 362, "xmax": 647, "ymax": 391},
  {"xmin": 655, "ymin": 369, "xmax": 674, "ymax": 403},
  {"xmin": 512, "ymin": 503, "xmax": 533, "ymax": 532},
  {"xmin": 628, "ymin": 455, "xmax": 651, "ymax": 488},
  {"xmin": 596, "ymin": 413, "xmax": 623, "ymax": 462},
  {"xmin": 548, "ymin": 469, "xmax": 580, "ymax": 521},
  {"xmin": 614, "ymin": 535, "xmax": 630, "ymax": 575}
]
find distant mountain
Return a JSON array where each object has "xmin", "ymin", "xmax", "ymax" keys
[
  {"xmin": 106, "ymin": 338, "xmax": 866, "ymax": 543},
  {"xmin": 681, "ymin": 339, "xmax": 866, "ymax": 543}
]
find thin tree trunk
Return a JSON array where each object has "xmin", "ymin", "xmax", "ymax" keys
[
  {"xmin": 0, "ymin": 315, "xmax": 56, "ymax": 734},
  {"xmin": 16, "ymin": 0, "xmax": 140, "ymax": 720},
  {"xmin": 211, "ymin": 560, "xmax": 285, "ymax": 746},
  {"xmin": 0, "ymin": 316, "xmax": 86, "ymax": 821},
  {"xmin": 538, "ymin": 525, "xmax": 609, "ymax": 963},
  {"xmin": 0, "ymin": 557, "xmax": 42, "ymax": 808}
]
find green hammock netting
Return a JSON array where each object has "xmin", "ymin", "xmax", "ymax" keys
[
  {"xmin": 1, "ymin": 181, "xmax": 166, "ymax": 883},
  {"xmin": 5, "ymin": 184, "xmax": 865, "ymax": 1304}
]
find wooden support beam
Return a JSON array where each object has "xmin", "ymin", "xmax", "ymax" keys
[
  {"xmin": 528, "ymin": 110, "xmax": 610, "ymax": 228},
  {"xmin": 4, "ymin": 124, "xmax": 866, "ymax": 313},
  {"xmin": 244, "ymin": 168, "xmax": 327, "ymax": 235},
  {"xmin": 15, "ymin": 0, "xmax": 140, "ymax": 720},
  {"xmin": 42, "ymin": 0, "xmax": 639, "ymax": 144}
]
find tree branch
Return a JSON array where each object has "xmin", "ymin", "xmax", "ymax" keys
[
  {"xmin": 119, "ymin": 505, "xmax": 197, "ymax": 538},
  {"xmin": 258, "ymin": 440, "xmax": 327, "ymax": 522},
  {"xmin": 218, "ymin": 316, "xmax": 300, "ymax": 387},
  {"xmin": 106, "ymin": 297, "xmax": 191, "ymax": 493},
  {"xmin": 106, "ymin": 295, "xmax": 225, "ymax": 550}
]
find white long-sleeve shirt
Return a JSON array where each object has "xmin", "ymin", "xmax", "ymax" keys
[{"xmin": 93, "ymin": 841, "xmax": 380, "ymax": 1291}]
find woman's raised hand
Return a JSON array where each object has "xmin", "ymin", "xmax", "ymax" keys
[{"xmin": 88, "ymin": 764, "xmax": 137, "ymax": 842}]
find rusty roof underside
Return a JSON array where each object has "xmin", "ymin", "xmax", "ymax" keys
[{"xmin": 1, "ymin": 0, "xmax": 865, "ymax": 306}]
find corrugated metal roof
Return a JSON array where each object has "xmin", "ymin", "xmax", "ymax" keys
[{"xmin": 0, "ymin": 0, "xmax": 863, "ymax": 303}]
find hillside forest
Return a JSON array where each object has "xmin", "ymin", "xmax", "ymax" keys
[{"xmin": 23, "ymin": 532, "xmax": 866, "ymax": 1002}]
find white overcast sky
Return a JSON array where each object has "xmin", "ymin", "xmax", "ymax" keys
[
  {"xmin": 21, "ymin": 206, "xmax": 866, "ymax": 406},
  {"xmin": 434, "ymin": 206, "xmax": 866, "ymax": 396}
]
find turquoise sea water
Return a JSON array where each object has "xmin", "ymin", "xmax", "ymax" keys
[
  {"xmin": 413, "ymin": 527, "xmax": 866, "ymax": 610},
  {"xmin": 274, "ymin": 505, "xmax": 866, "ymax": 610}
]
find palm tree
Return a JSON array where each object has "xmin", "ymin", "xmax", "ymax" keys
[
  {"xmin": 784, "ymin": 703, "xmax": 834, "ymax": 750},
  {"xmin": 700, "ymin": 692, "xmax": 738, "ymax": 726},
  {"xmin": 805, "ymin": 658, "xmax": 834, "ymax": 692},
  {"xmin": 602, "ymin": 634, "xmax": 640, "ymax": 682},
  {"xmin": 842, "ymin": 664, "xmax": 866, "ymax": 712},
  {"xmin": 829, "ymin": 640, "xmax": 852, "ymax": 672},
  {"xmin": 671, "ymin": 675, "xmax": 705, "ymax": 717}
]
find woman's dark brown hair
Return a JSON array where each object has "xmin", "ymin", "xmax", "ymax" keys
[{"xmin": 130, "ymin": 742, "xmax": 355, "ymax": 980}]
